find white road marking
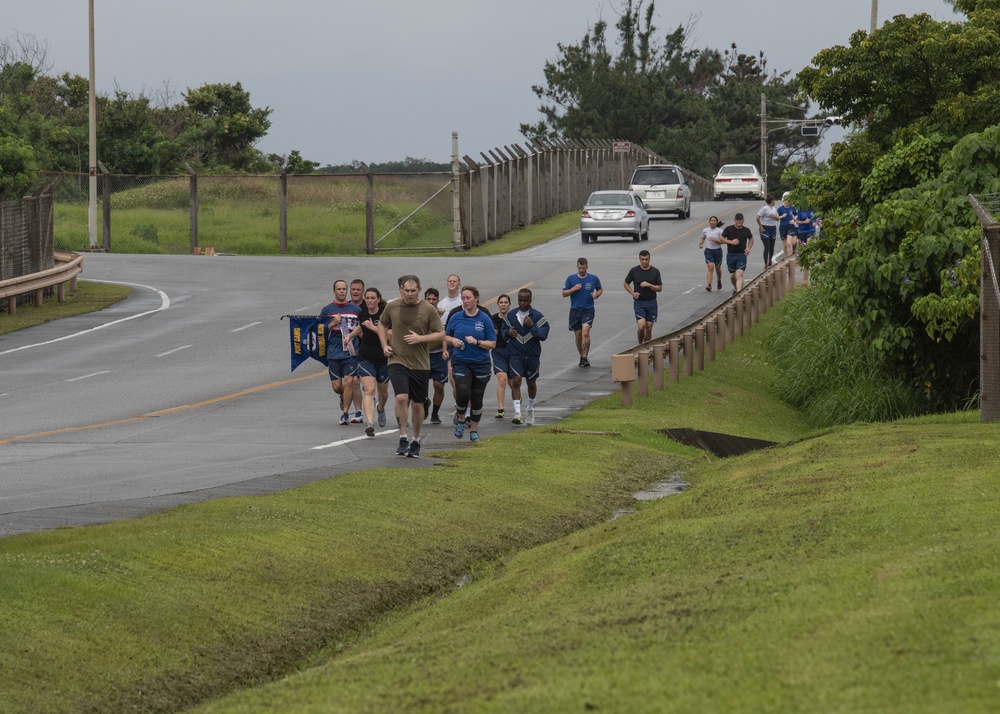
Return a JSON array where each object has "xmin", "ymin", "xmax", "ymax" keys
[
  {"xmin": 312, "ymin": 429, "xmax": 398, "ymax": 450},
  {"xmin": 0, "ymin": 280, "xmax": 170, "ymax": 357},
  {"xmin": 66, "ymin": 371, "xmax": 111, "ymax": 382},
  {"xmin": 230, "ymin": 321, "xmax": 261, "ymax": 332},
  {"xmin": 155, "ymin": 345, "xmax": 192, "ymax": 358}
]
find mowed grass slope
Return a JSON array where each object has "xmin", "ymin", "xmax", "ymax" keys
[{"xmin": 3, "ymin": 299, "xmax": 999, "ymax": 713}]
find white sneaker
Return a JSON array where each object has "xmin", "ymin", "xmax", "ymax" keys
[{"xmin": 525, "ymin": 409, "xmax": 535, "ymax": 425}]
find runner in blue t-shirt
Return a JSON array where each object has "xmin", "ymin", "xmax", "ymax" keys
[
  {"xmin": 561, "ymin": 257, "xmax": 603, "ymax": 368},
  {"xmin": 319, "ymin": 279, "xmax": 362, "ymax": 426},
  {"xmin": 445, "ymin": 285, "xmax": 497, "ymax": 443}
]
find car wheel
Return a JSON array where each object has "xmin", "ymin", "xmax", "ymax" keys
[
  {"xmin": 641, "ymin": 230, "xmax": 649, "ymax": 241},
  {"xmin": 632, "ymin": 232, "xmax": 641, "ymax": 242},
  {"xmin": 581, "ymin": 233, "xmax": 590, "ymax": 243},
  {"xmin": 590, "ymin": 235, "xmax": 598, "ymax": 242}
]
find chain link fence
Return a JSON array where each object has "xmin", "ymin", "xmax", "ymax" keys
[
  {"xmin": 39, "ymin": 139, "xmax": 683, "ymax": 256},
  {"xmin": 42, "ymin": 170, "xmax": 454, "ymax": 256}
]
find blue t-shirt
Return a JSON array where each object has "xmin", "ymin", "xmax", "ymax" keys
[
  {"xmin": 796, "ymin": 209, "xmax": 816, "ymax": 237},
  {"xmin": 445, "ymin": 308, "xmax": 496, "ymax": 364},
  {"xmin": 320, "ymin": 301, "xmax": 361, "ymax": 360},
  {"xmin": 776, "ymin": 204, "xmax": 795, "ymax": 227},
  {"xmin": 563, "ymin": 272, "xmax": 603, "ymax": 310}
]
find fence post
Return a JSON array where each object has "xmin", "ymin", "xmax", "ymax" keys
[
  {"xmin": 451, "ymin": 132, "xmax": 464, "ymax": 252},
  {"xmin": 983, "ymin": 220, "xmax": 1000, "ymax": 422},
  {"xmin": 668, "ymin": 338, "xmax": 680, "ymax": 383},
  {"xmin": 683, "ymin": 332, "xmax": 694, "ymax": 376},
  {"xmin": 970, "ymin": 195, "xmax": 1000, "ymax": 422},
  {"xmin": 279, "ymin": 168, "xmax": 289, "ymax": 255},
  {"xmin": 185, "ymin": 163, "xmax": 198, "ymax": 254},
  {"xmin": 695, "ymin": 326, "xmax": 705, "ymax": 371},
  {"xmin": 637, "ymin": 350, "xmax": 649, "ymax": 397},
  {"xmin": 363, "ymin": 163, "xmax": 374, "ymax": 255},
  {"xmin": 98, "ymin": 162, "xmax": 111, "ymax": 251},
  {"xmin": 725, "ymin": 304, "xmax": 735, "ymax": 346},
  {"xmin": 652, "ymin": 344, "xmax": 664, "ymax": 391},
  {"xmin": 706, "ymin": 317, "xmax": 716, "ymax": 361}
]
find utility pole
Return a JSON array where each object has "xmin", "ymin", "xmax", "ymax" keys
[
  {"xmin": 760, "ymin": 92, "xmax": 767, "ymax": 182},
  {"xmin": 871, "ymin": 0, "xmax": 878, "ymax": 33},
  {"xmin": 87, "ymin": 0, "xmax": 98, "ymax": 249}
]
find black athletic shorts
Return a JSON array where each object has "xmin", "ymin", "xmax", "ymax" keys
[{"xmin": 388, "ymin": 364, "xmax": 430, "ymax": 405}]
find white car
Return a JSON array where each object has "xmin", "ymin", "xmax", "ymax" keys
[
  {"xmin": 628, "ymin": 164, "xmax": 691, "ymax": 218},
  {"xmin": 713, "ymin": 164, "xmax": 766, "ymax": 200},
  {"xmin": 579, "ymin": 190, "xmax": 650, "ymax": 243}
]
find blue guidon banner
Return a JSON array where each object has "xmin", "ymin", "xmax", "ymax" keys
[{"xmin": 285, "ymin": 315, "xmax": 327, "ymax": 371}]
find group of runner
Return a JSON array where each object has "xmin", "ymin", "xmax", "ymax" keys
[
  {"xmin": 319, "ymin": 273, "xmax": 551, "ymax": 459},
  {"xmin": 699, "ymin": 193, "xmax": 819, "ymax": 293}
]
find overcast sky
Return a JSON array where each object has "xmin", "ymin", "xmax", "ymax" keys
[{"xmin": 4, "ymin": 0, "xmax": 962, "ymax": 166}]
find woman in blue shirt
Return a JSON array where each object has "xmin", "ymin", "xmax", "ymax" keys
[{"xmin": 445, "ymin": 286, "xmax": 497, "ymax": 442}]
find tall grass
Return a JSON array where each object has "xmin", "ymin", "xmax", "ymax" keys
[
  {"xmin": 765, "ymin": 287, "xmax": 919, "ymax": 426},
  {"xmin": 51, "ymin": 173, "xmax": 454, "ymax": 255}
]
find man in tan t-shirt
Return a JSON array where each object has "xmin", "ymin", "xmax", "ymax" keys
[{"xmin": 378, "ymin": 274, "xmax": 445, "ymax": 458}]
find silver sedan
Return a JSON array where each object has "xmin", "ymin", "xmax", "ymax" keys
[{"xmin": 579, "ymin": 190, "xmax": 650, "ymax": 243}]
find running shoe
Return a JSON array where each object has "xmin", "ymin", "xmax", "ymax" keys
[
  {"xmin": 365, "ymin": 424, "xmax": 375, "ymax": 437},
  {"xmin": 377, "ymin": 409, "xmax": 387, "ymax": 428},
  {"xmin": 717, "ymin": 279, "xmax": 723, "ymax": 290},
  {"xmin": 406, "ymin": 440, "xmax": 421, "ymax": 458},
  {"xmin": 396, "ymin": 437, "xmax": 409, "ymax": 455},
  {"xmin": 580, "ymin": 358, "xmax": 591, "ymax": 368},
  {"xmin": 470, "ymin": 431, "xmax": 481, "ymax": 442},
  {"xmin": 511, "ymin": 413, "xmax": 523, "ymax": 425},
  {"xmin": 705, "ymin": 284, "xmax": 711, "ymax": 291},
  {"xmin": 526, "ymin": 409, "xmax": 535, "ymax": 426},
  {"xmin": 495, "ymin": 409, "xmax": 505, "ymax": 419},
  {"xmin": 454, "ymin": 422, "xmax": 465, "ymax": 439},
  {"xmin": 465, "ymin": 415, "xmax": 472, "ymax": 427},
  {"xmin": 340, "ymin": 412, "xmax": 350, "ymax": 426},
  {"xmin": 351, "ymin": 410, "xmax": 363, "ymax": 424},
  {"xmin": 453, "ymin": 410, "xmax": 463, "ymax": 425},
  {"xmin": 431, "ymin": 413, "xmax": 442, "ymax": 425}
]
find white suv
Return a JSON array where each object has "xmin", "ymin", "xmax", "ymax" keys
[{"xmin": 628, "ymin": 164, "xmax": 691, "ymax": 219}]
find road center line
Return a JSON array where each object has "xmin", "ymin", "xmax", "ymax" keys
[
  {"xmin": 155, "ymin": 345, "xmax": 192, "ymax": 357},
  {"xmin": 230, "ymin": 321, "xmax": 261, "ymax": 332},
  {"xmin": 66, "ymin": 371, "xmax": 111, "ymax": 382}
]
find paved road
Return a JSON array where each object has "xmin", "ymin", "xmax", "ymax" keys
[{"xmin": 0, "ymin": 200, "xmax": 762, "ymax": 535}]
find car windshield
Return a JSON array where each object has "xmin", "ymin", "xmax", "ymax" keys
[
  {"xmin": 720, "ymin": 165, "xmax": 756, "ymax": 175},
  {"xmin": 588, "ymin": 193, "xmax": 631, "ymax": 207},
  {"xmin": 632, "ymin": 169, "xmax": 678, "ymax": 185}
]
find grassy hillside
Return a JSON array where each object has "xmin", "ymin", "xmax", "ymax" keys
[{"xmin": 3, "ymin": 297, "xmax": 998, "ymax": 713}]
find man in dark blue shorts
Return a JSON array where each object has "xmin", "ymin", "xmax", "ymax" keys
[
  {"xmin": 722, "ymin": 213, "xmax": 754, "ymax": 295},
  {"xmin": 505, "ymin": 288, "xmax": 549, "ymax": 425},
  {"xmin": 623, "ymin": 249, "xmax": 662, "ymax": 343},
  {"xmin": 562, "ymin": 257, "xmax": 602, "ymax": 368}
]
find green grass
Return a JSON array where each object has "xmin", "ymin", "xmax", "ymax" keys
[
  {"xmin": 0, "ymin": 281, "xmax": 132, "ymax": 335},
  {"xmin": 53, "ymin": 175, "xmax": 461, "ymax": 255},
  {"xmin": 3, "ymin": 296, "xmax": 1000, "ymax": 713}
]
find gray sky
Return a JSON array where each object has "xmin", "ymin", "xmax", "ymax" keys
[{"xmin": 4, "ymin": 1, "xmax": 962, "ymax": 166}]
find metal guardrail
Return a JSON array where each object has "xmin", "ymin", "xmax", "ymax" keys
[
  {"xmin": 0, "ymin": 251, "xmax": 83, "ymax": 316},
  {"xmin": 611, "ymin": 258, "xmax": 799, "ymax": 404}
]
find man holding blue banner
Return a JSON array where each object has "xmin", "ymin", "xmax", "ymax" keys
[{"xmin": 320, "ymin": 280, "xmax": 362, "ymax": 426}]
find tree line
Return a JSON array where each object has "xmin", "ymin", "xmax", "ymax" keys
[
  {"xmin": 520, "ymin": 0, "xmax": 820, "ymax": 185},
  {"xmin": 0, "ymin": 32, "xmax": 447, "ymax": 196}
]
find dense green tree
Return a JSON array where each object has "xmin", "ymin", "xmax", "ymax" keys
[
  {"xmin": 267, "ymin": 149, "xmax": 319, "ymax": 174},
  {"xmin": 790, "ymin": 1, "xmax": 1000, "ymax": 410},
  {"xmin": 521, "ymin": 0, "xmax": 813, "ymax": 183},
  {"xmin": 182, "ymin": 82, "xmax": 272, "ymax": 171}
]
